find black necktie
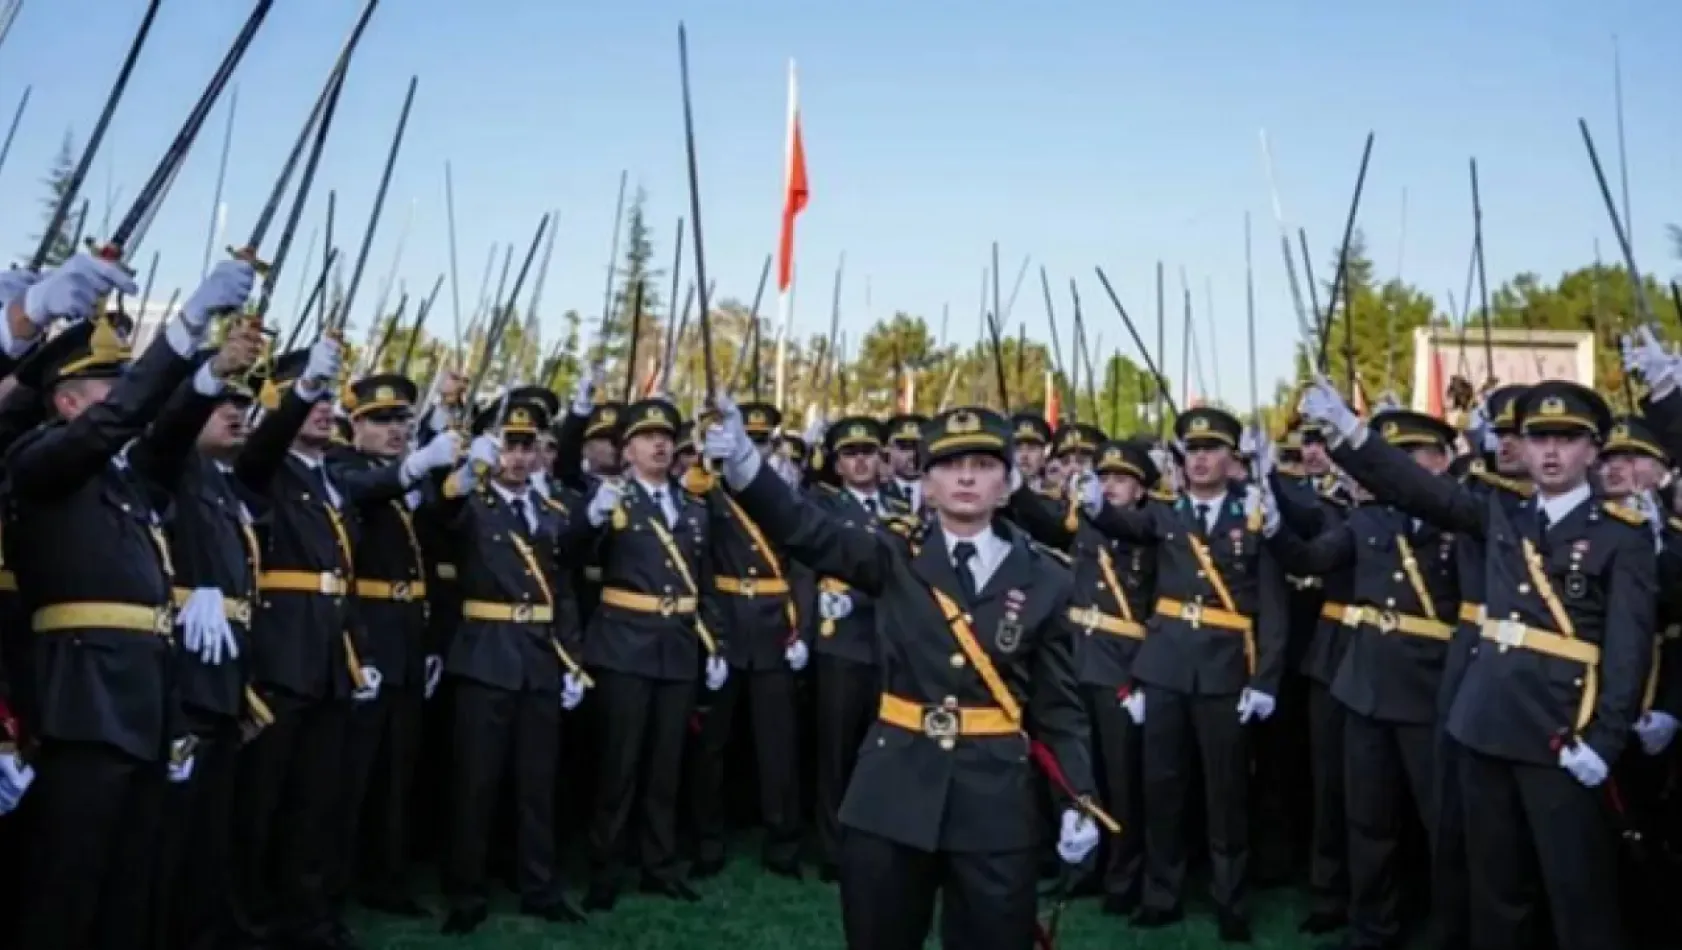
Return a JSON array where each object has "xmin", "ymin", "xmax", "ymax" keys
[
  {"xmin": 509, "ymin": 498, "xmax": 531, "ymax": 536},
  {"xmin": 864, "ymin": 497, "xmax": 879, "ymax": 516},
  {"xmin": 311, "ymin": 465, "xmax": 335, "ymax": 509},
  {"xmin": 1194, "ymin": 503, "xmax": 1210, "ymax": 533},
  {"xmin": 952, "ymin": 541, "xmax": 979, "ymax": 604},
  {"xmin": 1538, "ymin": 508, "xmax": 1551, "ymax": 534},
  {"xmin": 651, "ymin": 489, "xmax": 669, "ymax": 525}
]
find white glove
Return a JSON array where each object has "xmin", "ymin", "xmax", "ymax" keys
[
  {"xmin": 0, "ymin": 268, "xmax": 41, "ymax": 319},
  {"xmin": 353, "ymin": 666, "xmax": 383, "ymax": 703},
  {"xmin": 1623, "ymin": 326, "xmax": 1679, "ymax": 400},
  {"xmin": 298, "ymin": 334, "xmax": 343, "ymax": 397},
  {"xmin": 1055, "ymin": 808, "xmax": 1100, "ymax": 864},
  {"xmin": 181, "ymin": 259, "xmax": 257, "ymax": 331},
  {"xmin": 1558, "ymin": 740, "xmax": 1610, "ymax": 787},
  {"xmin": 1239, "ymin": 426, "xmax": 1261, "ymax": 458},
  {"xmin": 1635, "ymin": 710, "xmax": 1679, "ymax": 756},
  {"xmin": 704, "ymin": 394, "xmax": 761, "ymax": 490},
  {"xmin": 1630, "ymin": 490, "xmax": 1665, "ymax": 551},
  {"xmin": 1464, "ymin": 399, "xmax": 1498, "ymax": 454},
  {"xmin": 803, "ymin": 417, "xmax": 825, "ymax": 447},
  {"xmin": 571, "ymin": 364, "xmax": 600, "ymax": 416},
  {"xmin": 1121, "ymin": 689, "xmax": 1145, "ymax": 725},
  {"xmin": 178, "ymin": 588, "xmax": 239, "ymax": 666},
  {"xmin": 168, "ymin": 738, "xmax": 196, "ymax": 784},
  {"xmin": 468, "ymin": 433, "xmax": 500, "ymax": 471},
  {"xmin": 1250, "ymin": 428, "xmax": 1275, "ymax": 482},
  {"xmin": 1236, "ymin": 687, "xmax": 1276, "ymax": 724},
  {"xmin": 21, "ymin": 251, "xmax": 138, "ymax": 325},
  {"xmin": 424, "ymin": 655, "xmax": 443, "ymax": 700},
  {"xmin": 770, "ymin": 452, "xmax": 802, "ymax": 488},
  {"xmin": 1077, "ymin": 471, "xmax": 1103, "ymax": 517},
  {"xmin": 818, "ymin": 590, "xmax": 854, "ymax": 620},
  {"xmin": 1246, "ymin": 484, "xmax": 1281, "ymax": 537},
  {"xmin": 785, "ymin": 639, "xmax": 809, "ymax": 671},
  {"xmin": 704, "ymin": 655, "xmax": 729, "ymax": 692},
  {"xmin": 402, "ymin": 430, "xmax": 461, "ymax": 483},
  {"xmin": 587, "ymin": 478, "xmax": 623, "ymax": 528},
  {"xmin": 0, "ymin": 752, "xmax": 33, "ymax": 815},
  {"xmin": 561, "ymin": 671, "xmax": 586, "ymax": 710},
  {"xmin": 1297, "ymin": 374, "xmax": 1362, "ymax": 442}
]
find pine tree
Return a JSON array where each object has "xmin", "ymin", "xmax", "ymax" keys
[
  {"xmin": 599, "ymin": 188, "xmax": 664, "ymax": 379},
  {"xmin": 28, "ymin": 131, "xmax": 79, "ymax": 266}
]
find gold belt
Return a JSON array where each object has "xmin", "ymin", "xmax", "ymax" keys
[
  {"xmin": 355, "ymin": 578, "xmax": 428, "ymax": 602},
  {"xmin": 1459, "ymin": 602, "xmax": 1484, "ymax": 625},
  {"xmin": 1066, "ymin": 605, "xmax": 1144, "ymax": 640},
  {"xmin": 461, "ymin": 600, "xmax": 554, "ymax": 624},
  {"xmin": 1155, "ymin": 597, "xmax": 1251, "ymax": 633},
  {"xmin": 33, "ymin": 602, "xmax": 172, "ymax": 636},
  {"xmin": 1325, "ymin": 603, "xmax": 1451, "ymax": 641},
  {"xmin": 714, "ymin": 576, "xmax": 790, "ymax": 597},
  {"xmin": 258, "ymin": 570, "xmax": 349, "ymax": 596},
  {"xmin": 878, "ymin": 693, "xmax": 1018, "ymax": 749},
  {"xmin": 1479, "ymin": 618, "xmax": 1600, "ymax": 665},
  {"xmin": 171, "ymin": 587, "xmax": 253, "ymax": 625},
  {"xmin": 600, "ymin": 587, "xmax": 697, "ymax": 616}
]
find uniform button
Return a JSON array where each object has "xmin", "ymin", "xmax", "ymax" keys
[
  {"xmin": 1574, "ymin": 677, "xmax": 1584, "ymax": 687},
  {"xmin": 938, "ymin": 738, "xmax": 955, "ymax": 752},
  {"xmin": 950, "ymin": 654, "xmax": 966, "ymax": 668},
  {"xmin": 1196, "ymin": 570, "xmax": 1206, "ymax": 579},
  {"xmin": 1392, "ymin": 572, "xmax": 1404, "ymax": 582},
  {"xmin": 876, "ymin": 737, "xmax": 886, "ymax": 748},
  {"xmin": 942, "ymin": 696, "xmax": 958, "ymax": 709},
  {"xmin": 1518, "ymin": 583, "xmax": 1531, "ymax": 594},
  {"xmin": 1385, "ymin": 598, "xmax": 1395, "ymax": 607},
  {"xmin": 748, "ymin": 567, "xmax": 758, "ymax": 576}
]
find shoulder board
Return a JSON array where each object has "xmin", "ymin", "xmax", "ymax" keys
[
  {"xmin": 1149, "ymin": 487, "xmax": 1177, "ymax": 504},
  {"xmin": 882, "ymin": 514, "xmax": 918, "ymax": 537},
  {"xmin": 1668, "ymin": 516, "xmax": 1682, "ymax": 534},
  {"xmin": 1603, "ymin": 500, "xmax": 1648, "ymax": 526},
  {"xmin": 535, "ymin": 492, "xmax": 564, "ymax": 511},
  {"xmin": 1470, "ymin": 468, "xmax": 1534, "ymax": 498},
  {"xmin": 1032, "ymin": 541, "xmax": 1072, "ymax": 566},
  {"xmin": 1037, "ymin": 484, "xmax": 1065, "ymax": 501},
  {"xmin": 816, "ymin": 482, "xmax": 839, "ymax": 495}
]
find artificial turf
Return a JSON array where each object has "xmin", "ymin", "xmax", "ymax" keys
[{"xmin": 350, "ymin": 855, "xmax": 1326, "ymax": 949}]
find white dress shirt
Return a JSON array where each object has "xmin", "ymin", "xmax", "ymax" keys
[
  {"xmin": 895, "ymin": 478, "xmax": 922, "ymax": 512},
  {"xmin": 636, "ymin": 476, "xmax": 678, "ymax": 526},
  {"xmin": 1185, "ymin": 491, "xmax": 1224, "ymax": 533},
  {"xmin": 1536, "ymin": 482, "xmax": 1592, "ymax": 528},
  {"xmin": 945, "ymin": 526, "xmax": 1009, "ymax": 593},
  {"xmin": 846, "ymin": 487, "xmax": 882, "ymax": 515},
  {"xmin": 491, "ymin": 482, "xmax": 538, "ymax": 533}
]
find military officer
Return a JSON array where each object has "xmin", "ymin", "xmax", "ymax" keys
[
  {"xmin": 1301, "ymin": 376, "xmax": 1653, "ymax": 950},
  {"xmin": 692, "ymin": 400, "xmax": 808, "ymax": 879},
  {"xmin": 573, "ymin": 395, "xmax": 727, "ymax": 909},
  {"xmin": 1010, "ymin": 412, "xmax": 1052, "ymax": 489},
  {"xmin": 706, "ymin": 399, "xmax": 1106, "ymax": 950},
  {"xmin": 1080, "ymin": 406, "xmax": 1288, "ymax": 942},
  {"xmin": 882, "ymin": 413, "xmax": 927, "ymax": 512},
  {"xmin": 1265, "ymin": 409, "xmax": 1463, "ymax": 950},
  {"xmin": 6, "ymin": 257, "xmax": 251, "ymax": 949},
  {"xmin": 804, "ymin": 415, "xmax": 907, "ymax": 882},
  {"xmin": 435, "ymin": 397, "xmax": 588, "ymax": 933}
]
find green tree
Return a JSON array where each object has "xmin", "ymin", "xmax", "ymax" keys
[
  {"xmin": 1298, "ymin": 229, "xmax": 1439, "ymax": 407},
  {"xmin": 28, "ymin": 131, "xmax": 78, "ymax": 266},
  {"xmin": 597, "ymin": 188, "xmax": 665, "ymax": 391}
]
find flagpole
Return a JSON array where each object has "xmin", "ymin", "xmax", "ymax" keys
[{"xmin": 774, "ymin": 57, "xmax": 801, "ymax": 412}]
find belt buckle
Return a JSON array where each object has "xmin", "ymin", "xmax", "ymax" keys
[
  {"xmin": 1375, "ymin": 609, "xmax": 1399, "ymax": 634},
  {"xmin": 1076, "ymin": 607, "xmax": 1097, "ymax": 634},
  {"xmin": 1180, "ymin": 601, "xmax": 1202, "ymax": 628},
  {"xmin": 1341, "ymin": 605, "xmax": 1363, "ymax": 627},
  {"xmin": 658, "ymin": 595, "xmax": 677, "ymax": 617},
  {"xmin": 921, "ymin": 706, "xmax": 959, "ymax": 741},
  {"xmin": 154, "ymin": 608, "xmax": 173, "ymax": 635},
  {"xmin": 231, "ymin": 601, "xmax": 253, "ymax": 626},
  {"xmin": 512, "ymin": 603, "xmax": 535, "ymax": 623},
  {"xmin": 1494, "ymin": 619, "xmax": 1526, "ymax": 649},
  {"xmin": 318, "ymin": 573, "xmax": 340, "ymax": 596},
  {"xmin": 391, "ymin": 581, "xmax": 412, "ymax": 602},
  {"xmin": 739, "ymin": 577, "xmax": 756, "ymax": 597}
]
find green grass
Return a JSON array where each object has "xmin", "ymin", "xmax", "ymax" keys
[{"xmin": 350, "ymin": 855, "xmax": 1326, "ymax": 949}]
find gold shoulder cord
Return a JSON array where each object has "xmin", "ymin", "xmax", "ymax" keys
[
  {"xmin": 643, "ymin": 514, "xmax": 720, "ymax": 656},
  {"xmin": 1094, "ymin": 547, "xmax": 1136, "ymax": 624},
  {"xmin": 721, "ymin": 494, "xmax": 800, "ymax": 633},
  {"xmin": 1185, "ymin": 533, "xmax": 1255, "ymax": 674},
  {"xmin": 321, "ymin": 503, "xmax": 369, "ymax": 690},
  {"xmin": 506, "ymin": 531, "xmax": 594, "ymax": 688},
  {"xmin": 235, "ymin": 518, "xmax": 274, "ymax": 730},
  {"xmin": 1394, "ymin": 535, "xmax": 1438, "ymax": 622},
  {"xmin": 1520, "ymin": 537, "xmax": 1594, "ymax": 731}
]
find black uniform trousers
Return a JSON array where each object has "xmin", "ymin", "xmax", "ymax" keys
[
  {"xmin": 18, "ymin": 740, "xmax": 164, "ymax": 950},
  {"xmin": 814, "ymin": 654, "xmax": 877, "ymax": 871},
  {"xmin": 445, "ymin": 679, "xmax": 561, "ymax": 910},
  {"xmin": 1140, "ymin": 684, "xmax": 1249, "ymax": 913},
  {"xmin": 150, "ymin": 712, "xmax": 241, "ymax": 950},
  {"xmin": 1084, "ymin": 684, "xmax": 1143, "ymax": 901},
  {"xmin": 1307, "ymin": 681, "xmax": 1349, "ymax": 918},
  {"xmin": 336, "ymin": 683, "xmax": 424, "ymax": 906},
  {"xmin": 1344, "ymin": 711, "xmax": 1434, "ymax": 948},
  {"xmin": 1428, "ymin": 729, "xmax": 1471, "ymax": 949},
  {"xmin": 1459, "ymin": 746, "xmax": 1622, "ymax": 950},
  {"xmin": 231, "ymin": 692, "xmax": 348, "ymax": 945},
  {"xmin": 1251, "ymin": 672, "xmax": 1310, "ymax": 884},
  {"xmin": 839, "ymin": 827, "xmax": 1038, "ymax": 950},
  {"xmin": 694, "ymin": 666, "xmax": 802, "ymax": 866},
  {"xmin": 588, "ymin": 670, "xmax": 695, "ymax": 885}
]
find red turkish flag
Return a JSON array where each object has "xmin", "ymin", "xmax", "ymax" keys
[{"xmin": 776, "ymin": 60, "xmax": 808, "ymax": 293}]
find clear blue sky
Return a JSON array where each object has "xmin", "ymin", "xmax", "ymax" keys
[{"xmin": 3, "ymin": 0, "xmax": 1679, "ymax": 410}]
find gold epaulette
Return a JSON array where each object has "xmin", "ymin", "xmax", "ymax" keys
[
  {"xmin": 1149, "ymin": 487, "xmax": 1177, "ymax": 504},
  {"xmin": 1033, "ymin": 542, "xmax": 1072, "ymax": 566},
  {"xmin": 816, "ymin": 482, "xmax": 839, "ymax": 495},
  {"xmin": 883, "ymin": 514, "xmax": 919, "ymax": 537},
  {"xmin": 1604, "ymin": 500, "xmax": 1648, "ymax": 527},
  {"xmin": 1470, "ymin": 467, "xmax": 1534, "ymax": 498}
]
